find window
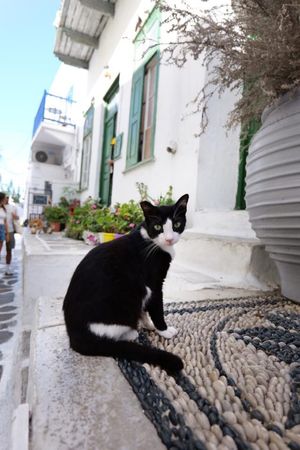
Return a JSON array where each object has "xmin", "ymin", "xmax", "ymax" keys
[
  {"xmin": 80, "ymin": 106, "xmax": 94, "ymax": 190},
  {"xmin": 139, "ymin": 54, "xmax": 158, "ymax": 161},
  {"xmin": 127, "ymin": 53, "xmax": 159, "ymax": 168},
  {"xmin": 126, "ymin": 8, "xmax": 160, "ymax": 169}
]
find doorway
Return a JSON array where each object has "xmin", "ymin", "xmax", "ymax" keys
[{"xmin": 99, "ymin": 77, "xmax": 119, "ymax": 206}]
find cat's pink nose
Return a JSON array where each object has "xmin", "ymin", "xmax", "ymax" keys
[{"xmin": 165, "ymin": 238, "xmax": 174, "ymax": 245}]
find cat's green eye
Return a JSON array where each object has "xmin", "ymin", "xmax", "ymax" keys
[
  {"xmin": 154, "ymin": 224, "xmax": 162, "ymax": 231},
  {"xmin": 173, "ymin": 222, "xmax": 181, "ymax": 229}
]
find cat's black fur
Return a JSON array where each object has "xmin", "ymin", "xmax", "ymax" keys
[{"xmin": 63, "ymin": 194, "xmax": 189, "ymax": 373}]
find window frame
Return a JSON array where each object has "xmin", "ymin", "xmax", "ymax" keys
[
  {"xmin": 80, "ymin": 106, "xmax": 94, "ymax": 191},
  {"xmin": 126, "ymin": 52, "xmax": 160, "ymax": 170},
  {"xmin": 138, "ymin": 53, "xmax": 159, "ymax": 162},
  {"xmin": 125, "ymin": 8, "xmax": 161, "ymax": 170}
]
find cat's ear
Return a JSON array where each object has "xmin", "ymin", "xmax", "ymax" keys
[
  {"xmin": 174, "ymin": 194, "xmax": 189, "ymax": 215},
  {"xmin": 140, "ymin": 201, "xmax": 158, "ymax": 218}
]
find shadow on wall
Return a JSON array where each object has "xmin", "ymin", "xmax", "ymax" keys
[{"xmin": 250, "ymin": 245, "xmax": 280, "ymax": 289}]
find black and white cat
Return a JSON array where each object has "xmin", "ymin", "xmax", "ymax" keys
[{"xmin": 63, "ymin": 194, "xmax": 189, "ymax": 373}]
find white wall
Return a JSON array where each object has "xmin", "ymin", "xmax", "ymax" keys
[
  {"xmin": 111, "ymin": 56, "xmax": 205, "ymax": 213},
  {"xmin": 76, "ymin": 0, "xmax": 143, "ymax": 201},
  {"xmin": 76, "ymin": 0, "xmax": 205, "ymax": 210},
  {"xmin": 28, "ymin": 163, "xmax": 64, "ymax": 189},
  {"xmin": 196, "ymin": 82, "xmax": 241, "ymax": 211},
  {"xmin": 28, "ymin": 162, "xmax": 77, "ymax": 203},
  {"xmin": 47, "ymin": 64, "xmax": 87, "ymax": 189},
  {"xmin": 26, "ymin": 64, "xmax": 88, "ymax": 219},
  {"xmin": 73, "ymin": 0, "xmax": 241, "ymax": 225}
]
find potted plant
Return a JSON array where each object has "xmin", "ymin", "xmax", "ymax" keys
[
  {"xmin": 44, "ymin": 205, "xmax": 68, "ymax": 232},
  {"xmin": 65, "ymin": 199, "xmax": 100, "ymax": 242},
  {"xmin": 65, "ymin": 186, "xmax": 175, "ymax": 245},
  {"xmin": 92, "ymin": 207, "xmax": 118, "ymax": 244},
  {"xmin": 65, "ymin": 199, "xmax": 144, "ymax": 245},
  {"xmin": 95, "ymin": 202, "xmax": 144, "ymax": 243},
  {"xmin": 59, "ymin": 196, "xmax": 81, "ymax": 216},
  {"xmin": 157, "ymin": 1, "xmax": 300, "ymax": 302},
  {"xmin": 136, "ymin": 182, "xmax": 174, "ymax": 205}
]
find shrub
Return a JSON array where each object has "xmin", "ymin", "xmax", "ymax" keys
[
  {"xmin": 136, "ymin": 182, "xmax": 174, "ymax": 205},
  {"xmin": 156, "ymin": 0, "xmax": 300, "ymax": 130},
  {"xmin": 65, "ymin": 188, "xmax": 177, "ymax": 241},
  {"xmin": 44, "ymin": 206, "xmax": 68, "ymax": 224},
  {"xmin": 65, "ymin": 199, "xmax": 144, "ymax": 239},
  {"xmin": 112, "ymin": 201, "xmax": 144, "ymax": 233}
]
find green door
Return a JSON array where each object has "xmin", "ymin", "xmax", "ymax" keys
[{"xmin": 99, "ymin": 111, "xmax": 117, "ymax": 205}]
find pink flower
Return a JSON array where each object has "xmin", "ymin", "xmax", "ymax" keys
[
  {"xmin": 92, "ymin": 204, "xmax": 97, "ymax": 209},
  {"xmin": 76, "ymin": 220, "xmax": 81, "ymax": 224},
  {"xmin": 129, "ymin": 223, "xmax": 135, "ymax": 228}
]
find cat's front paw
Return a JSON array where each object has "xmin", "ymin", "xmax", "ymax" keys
[
  {"xmin": 157, "ymin": 326, "xmax": 178, "ymax": 339},
  {"xmin": 140, "ymin": 312, "xmax": 155, "ymax": 331},
  {"xmin": 123, "ymin": 329, "xmax": 139, "ymax": 341}
]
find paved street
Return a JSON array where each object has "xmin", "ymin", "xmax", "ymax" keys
[
  {"xmin": 0, "ymin": 265, "xmax": 18, "ymax": 372},
  {"xmin": 0, "ymin": 235, "xmax": 23, "ymax": 450},
  {"xmin": 0, "ymin": 233, "xmax": 280, "ymax": 449}
]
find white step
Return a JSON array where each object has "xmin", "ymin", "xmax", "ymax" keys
[
  {"xmin": 164, "ymin": 228, "xmax": 279, "ymax": 299},
  {"xmin": 27, "ymin": 297, "xmax": 166, "ymax": 450},
  {"xmin": 11, "ymin": 404, "xmax": 29, "ymax": 450}
]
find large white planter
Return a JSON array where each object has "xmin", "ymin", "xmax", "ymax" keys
[{"xmin": 246, "ymin": 90, "xmax": 300, "ymax": 302}]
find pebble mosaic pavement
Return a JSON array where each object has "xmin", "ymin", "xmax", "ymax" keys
[
  {"xmin": 119, "ymin": 294, "xmax": 300, "ymax": 450},
  {"xmin": 0, "ymin": 254, "xmax": 19, "ymax": 384}
]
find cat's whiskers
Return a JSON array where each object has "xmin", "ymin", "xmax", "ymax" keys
[
  {"xmin": 142, "ymin": 243, "xmax": 156, "ymax": 260},
  {"xmin": 143, "ymin": 242, "xmax": 159, "ymax": 261}
]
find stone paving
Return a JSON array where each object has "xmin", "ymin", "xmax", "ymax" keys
[
  {"xmin": 0, "ymin": 246, "xmax": 19, "ymax": 381},
  {"xmin": 0, "ymin": 235, "xmax": 23, "ymax": 450},
  {"xmin": 0, "ymin": 232, "xmax": 277, "ymax": 449}
]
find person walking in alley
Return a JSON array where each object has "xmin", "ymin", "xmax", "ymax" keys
[
  {"xmin": 0, "ymin": 192, "xmax": 10, "ymax": 267},
  {"xmin": 4, "ymin": 195, "xmax": 19, "ymax": 275}
]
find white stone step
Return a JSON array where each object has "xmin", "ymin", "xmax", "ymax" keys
[
  {"xmin": 27, "ymin": 297, "xmax": 166, "ymax": 450},
  {"xmin": 165, "ymin": 227, "xmax": 279, "ymax": 299},
  {"xmin": 11, "ymin": 404, "xmax": 29, "ymax": 450}
]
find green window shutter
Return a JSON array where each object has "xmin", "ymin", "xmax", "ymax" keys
[
  {"xmin": 235, "ymin": 118, "xmax": 261, "ymax": 210},
  {"xmin": 127, "ymin": 65, "xmax": 144, "ymax": 167},
  {"xmin": 80, "ymin": 106, "xmax": 94, "ymax": 190},
  {"xmin": 114, "ymin": 132, "xmax": 123, "ymax": 159}
]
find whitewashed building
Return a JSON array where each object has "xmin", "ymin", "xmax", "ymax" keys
[
  {"xmin": 25, "ymin": 64, "xmax": 87, "ymax": 218},
  {"xmin": 26, "ymin": 0, "xmax": 278, "ymax": 292},
  {"xmin": 50, "ymin": 1, "xmax": 242, "ymax": 213}
]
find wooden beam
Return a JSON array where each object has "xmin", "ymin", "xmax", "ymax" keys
[
  {"xmin": 79, "ymin": 0, "xmax": 115, "ymax": 17},
  {"xmin": 54, "ymin": 52, "xmax": 89, "ymax": 69},
  {"xmin": 60, "ymin": 26, "xmax": 99, "ymax": 48}
]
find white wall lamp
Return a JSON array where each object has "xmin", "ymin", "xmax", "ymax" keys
[
  {"xmin": 166, "ymin": 141, "xmax": 177, "ymax": 155},
  {"xmin": 103, "ymin": 65, "xmax": 112, "ymax": 79}
]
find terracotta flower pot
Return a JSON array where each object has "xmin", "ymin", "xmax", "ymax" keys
[
  {"xmin": 50, "ymin": 222, "xmax": 62, "ymax": 232},
  {"xmin": 246, "ymin": 89, "xmax": 300, "ymax": 302}
]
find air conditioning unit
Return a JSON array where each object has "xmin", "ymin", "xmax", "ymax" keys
[
  {"xmin": 33, "ymin": 149, "xmax": 62, "ymax": 165},
  {"xmin": 35, "ymin": 151, "xmax": 48, "ymax": 163}
]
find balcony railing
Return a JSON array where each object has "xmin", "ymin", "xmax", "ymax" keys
[{"xmin": 32, "ymin": 90, "xmax": 76, "ymax": 137}]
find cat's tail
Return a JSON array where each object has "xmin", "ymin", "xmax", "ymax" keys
[{"xmin": 69, "ymin": 331, "xmax": 183, "ymax": 374}]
